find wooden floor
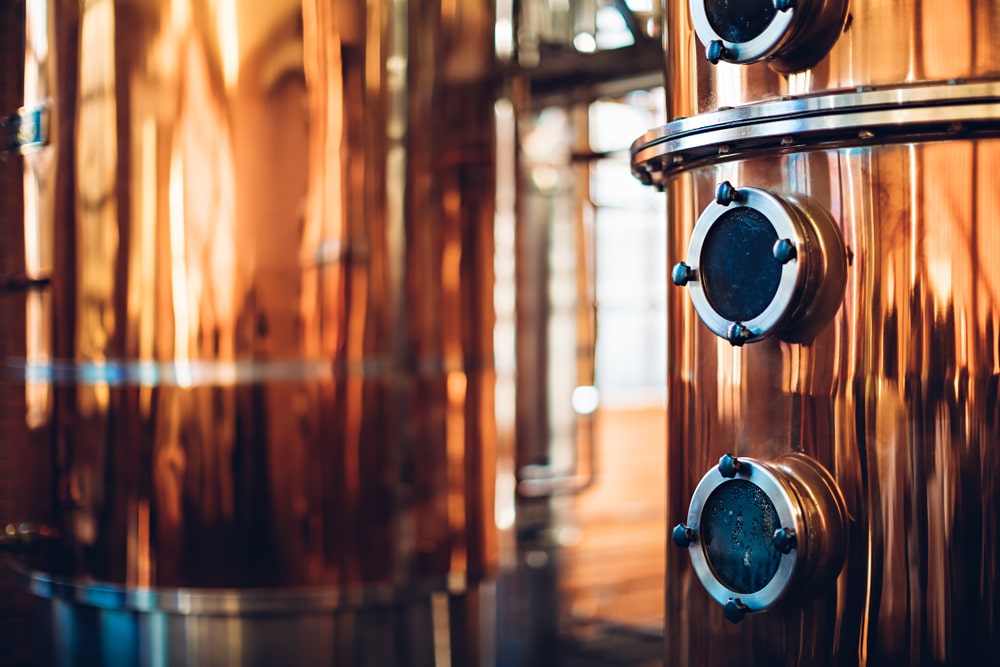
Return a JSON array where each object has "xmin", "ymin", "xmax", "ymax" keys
[{"xmin": 558, "ymin": 405, "xmax": 666, "ymax": 636}]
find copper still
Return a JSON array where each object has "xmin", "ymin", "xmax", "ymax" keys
[
  {"xmin": 4, "ymin": 0, "xmax": 501, "ymax": 665},
  {"xmin": 632, "ymin": 0, "xmax": 1000, "ymax": 665}
]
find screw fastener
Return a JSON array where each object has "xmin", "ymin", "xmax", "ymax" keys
[
  {"xmin": 773, "ymin": 527, "xmax": 797, "ymax": 554},
  {"xmin": 773, "ymin": 238, "xmax": 797, "ymax": 263},
  {"xmin": 672, "ymin": 262, "xmax": 696, "ymax": 286},
  {"xmin": 714, "ymin": 181, "xmax": 742, "ymax": 206},
  {"xmin": 724, "ymin": 598, "xmax": 749, "ymax": 624},
  {"xmin": 672, "ymin": 523, "xmax": 697, "ymax": 548},
  {"xmin": 706, "ymin": 40, "xmax": 727, "ymax": 64},
  {"xmin": 726, "ymin": 322, "xmax": 752, "ymax": 346},
  {"xmin": 718, "ymin": 453, "xmax": 745, "ymax": 478}
]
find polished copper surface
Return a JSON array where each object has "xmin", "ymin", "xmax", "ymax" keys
[
  {"xmin": 0, "ymin": 3, "xmax": 49, "ymax": 665},
  {"xmin": 18, "ymin": 0, "xmax": 500, "ymax": 593},
  {"xmin": 664, "ymin": 141, "xmax": 1000, "ymax": 665},
  {"xmin": 666, "ymin": 0, "xmax": 1000, "ymax": 119}
]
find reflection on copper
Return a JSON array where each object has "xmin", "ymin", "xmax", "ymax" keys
[
  {"xmin": 22, "ymin": 0, "xmax": 53, "ymax": 431},
  {"xmin": 664, "ymin": 139, "xmax": 1000, "ymax": 664},
  {"xmin": 19, "ymin": 0, "xmax": 502, "ymax": 603}
]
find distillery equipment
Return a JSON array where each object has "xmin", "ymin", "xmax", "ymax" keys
[
  {"xmin": 632, "ymin": 0, "xmax": 1000, "ymax": 665},
  {"xmin": 3, "ymin": 1, "xmax": 501, "ymax": 665}
]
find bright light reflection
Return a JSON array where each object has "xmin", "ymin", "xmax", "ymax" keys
[
  {"xmin": 216, "ymin": 0, "xmax": 240, "ymax": 91},
  {"xmin": 573, "ymin": 32, "xmax": 597, "ymax": 53},
  {"xmin": 494, "ymin": 472, "xmax": 516, "ymax": 530},
  {"xmin": 571, "ymin": 385, "xmax": 600, "ymax": 415}
]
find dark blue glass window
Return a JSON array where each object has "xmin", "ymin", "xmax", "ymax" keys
[
  {"xmin": 706, "ymin": 0, "xmax": 777, "ymax": 43},
  {"xmin": 701, "ymin": 479, "xmax": 782, "ymax": 594},
  {"xmin": 700, "ymin": 207, "xmax": 781, "ymax": 322}
]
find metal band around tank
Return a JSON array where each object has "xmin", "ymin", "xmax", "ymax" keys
[
  {"xmin": 685, "ymin": 458, "xmax": 805, "ymax": 613},
  {"xmin": 631, "ymin": 81, "xmax": 1000, "ymax": 185},
  {"xmin": 12, "ymin": 563, "xmax": 452, "ymax": 615},
  {"xmin": 4, "ymin": 357, "xmax": 477, "ymax": 386}
]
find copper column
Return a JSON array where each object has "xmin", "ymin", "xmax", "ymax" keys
[
  {"xmin": 632, "ymin": 0, "xmax": 1000, "ymax": 664},
  {"xmin": 6, "ymin": 1, "xmax": 501, "ymax": 664}
]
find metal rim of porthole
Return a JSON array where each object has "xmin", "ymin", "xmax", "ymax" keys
[
  {"xmin": 677, "ymin": 185, "xmax": 809, "ymax": 345},
  {"xmin": 683, "ymin": 456, "xmax": 804, "ymax": 616},
  {"xmin": 672, "ymin": 453, "xmax": 849, "ymax": 623},
  {"xmin": 689, "ymin": 0, "xmax": 797, "ymax": 65}
]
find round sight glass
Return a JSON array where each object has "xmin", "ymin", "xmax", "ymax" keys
[{"xmin": 701, "ymin": 479, "xmax": 782, "ymax": 594}]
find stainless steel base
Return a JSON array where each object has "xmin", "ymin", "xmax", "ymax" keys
[{"xmin": 19, "ymin": 567, "xmax": 496, "ymax": 667}]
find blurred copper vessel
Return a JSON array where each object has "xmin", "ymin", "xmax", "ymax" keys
[
  {"xmin": 8, "ymin": 0, "xmax": 501, "ymax": 664},
  {"xmin": 633, "ymin": 0, "xmax": 1000, "ymax": 665}
]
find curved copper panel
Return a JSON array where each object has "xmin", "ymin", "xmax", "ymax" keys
[
  {"xmin": 19, "ymin": 0, "xmax": 499, "ymax": 593},
  {"xmin": 664, "ymin": 140, "xmax": 1000, "ymax": 665},
  {"xmin": 666, "ymin": 0, "xmax": 1000, "ymax": 119}
]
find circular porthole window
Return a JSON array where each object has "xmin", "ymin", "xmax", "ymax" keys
[
  {"xmin": 671, "ymin": 183, "xmax": 846, "ymax": 346},
  {"xmin": 705, "ymin": 0, "xmax": 778, "ymax": 44},
  {"xmin": 689, "ymin": 0, "xmax": 849, "ymax": 70},
  {"xmin": 672, "ymin": 453, "xmax": 848, "ymax": 623}
]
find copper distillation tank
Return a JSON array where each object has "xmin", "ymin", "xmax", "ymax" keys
[
  {"xmin": 631, "ymin": 0, "xmax": 1000, "ymax": 665},
  {"xmin": 2, "ymin": 1, "xmax": 502, "ymax": 665}
]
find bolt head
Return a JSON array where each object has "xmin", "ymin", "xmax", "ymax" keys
[
  {"xmin": 671, "ymin": 262, "xmax": 695, "ymax": 286},
  {"xmin": 773, "ymin": 527, "xmax": 797, "ymax": 554},
  {"xmin": 706, "ymin": 40, "xmax": 726, "ymax": 64},
  {"xmin": 723, "ymin": 598, "xmax": 748, "ymax": 624},
  {"xmin": 773, "ymin": 238, "xmax": 797, "ymax": 263},
  {"xmin": 718, "ymin": 453, "xmax": 744, "ymax": 478},
  {"xmin": 672, "ymin": 523, "xmax": 696, "ymax": 548},
  {"xmin": 714, "ymin": 181, "xmax": 740, "ymax": 206},
  {"xmin": 726, "ymin": 322, "xmax": 751, "ymax": 346}
]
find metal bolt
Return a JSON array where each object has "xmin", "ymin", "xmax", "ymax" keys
[
  {"xmin": 717, "ymin": 453, "xmax": 745, "ymax": 478},
  {"xmin": 773, "ymin": 238, "xmax": 797, "ymax": 263},
  {"xmin": 726, "ymin": 322, "xmax": 752, "ymax": 346},
  {"xmin": 773, "ymin": 527, "xmax": 797, "ymax": 554},
  {"xmin": 671, "ymin": 262, "xmax": 696, "ymax": 286},
  {"xmin": 672, "ymin": 523, "xmax": 697, "ymax": 548},
  {"xmin": 706, "ymin": 40, "xmax": 726, "ymax": 64},
  {"xmin": 714, "ymin": 181, "xmax": 742, "ymax": 206},
  {"xmin": 773, "ymin": 0, "xmax": 794, "ymax": 11},
  {"xmin": 637, "ymin": 168, "xmax": 653, "ymax": 186},
  {"xmin": 724, "ymin": 598, "xmax": 749, "ymax": 624}
]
